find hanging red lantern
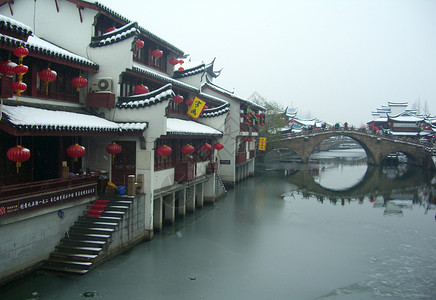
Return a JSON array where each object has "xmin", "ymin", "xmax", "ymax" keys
[
  {"xmin": 156, "ymin": 145, "xmax": 172, "ymax": 158},
  {"xmin": 213, "ymin": 143, "xmax": 224, "ymax": 151},
  {"xmin": 136, "ymin": 39, "xmax": 144, "ymax": 49},
  {"xmin": 178, "ymin": 67, "xmax": 184, "ymax": 71},
  {"xmin": 13, "ymin": 46, "xmax": 29, "ymax": 63},
  {"xmin": 185, "ymin": 98, "xmax": 194, "ymax": 106},
  {"xmin": 151, "ymin": 49, "xmax": 163, "ymax": 59},
  {"xmin": 200, "ymin": 143, "xmax": 212, "ymax": 152},
  {"xmin": 134, "ymin": 84, "xmax": 149, "ymax": 94},
  {"xmin": 67, "ymin": 143, "xmax": 85, "ymax": 162},
  {"xmin": 261, "ymin": 122, "xmax": 264, "ymax": 126},
  {"xmin": 173, "ymin": 94, "xmax": 184, "ymax": 103},
  {"xmin": 13, "ymin": 64, "xmax": 28, "ymax": 81},
  {"xmin": 106, "ymin": 27, "xmax": 116, "ymax": 33},
  {"xmin": 39, "ymin": 68, "xmax": 57, "ymax": 95},
  {"xmin": 7, "ymin": 145, "xmax": 31, "ymax": 174},
  {"xmin": 244, "ymin": 137, "xmax": 253, "ymax": 142},
  {"xmin": 71, "ymin": 76, "xmax": 87, "ymax": 92},
  {"xmin": 0, "ymin": 60, "xmax": 17, "ymax": 76},
  {"xmin": 12, "ymin": 81, "xmax": 27, "ymax": 100},
  {"xmin": 106, "ymin": 142, "xmax": 122, "ymax": 164},
  {"xmin": 169, "ymin": 57, "xmax": 179, "ymax": 65},
  {"xmin": 181, "ymin": 144, "xmax": 195, "ymax": 157},
  {"xmin": 178, "ymin": 60, "xmax": 184, "ymax": 65},
  {"xmin": 255, "ymin": 113, "xmax": 261, "ymax": 118},
  {"xmin": 203, "ymin": 105, "xmax": 208, "ymax": 110}
]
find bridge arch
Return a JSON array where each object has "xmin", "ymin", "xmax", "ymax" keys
[{"xmin": 280, "ymin": 130, "xmax": 427, "ymax": 166}]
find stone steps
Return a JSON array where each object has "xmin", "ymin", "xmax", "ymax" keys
[{"xmin": 40, "ymin": 197, "xmax": 132, "ymax": 275}]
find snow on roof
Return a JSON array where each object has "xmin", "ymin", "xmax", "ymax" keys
[
  {"xmin": 200, "ymin": 103, "xmax": 230, "ymax": 118},
  {"xmin": 166, "ymin": 118, "xmax": 222, "ymax": 137},
  {"xmin": 132, "ymin": 62, "xmax": 198, "ymax": 93},
  {"xmin": 116, "ymin": 83, "xmax": 174, "ymax": 109},
  {"xmin": 90, "ymin": 22, "xmax": 139, "ymax": 48},
  {"xmin": 0, "ymin": 33, "xmax": 98, "ymax": 70},
  {"xmin": 0, "ymin": 14, "xmax": 32, "ymax": 36},
  {"xmin": 390, "ymin": 115, "xmax": 424, "ymax": 122},
  {"xmin": 2, "ymin": 105, "xmax": 146, "ymax": 134}
]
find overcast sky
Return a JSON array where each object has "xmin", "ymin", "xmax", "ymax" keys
[{"xmin": 99, "ymin": 0, "xmax": 436, "ymax": 126}]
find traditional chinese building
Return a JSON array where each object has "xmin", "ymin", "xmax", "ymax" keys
[{"xmin": 0, "ymin": 0, "xmax": 264, "ymax": 284}]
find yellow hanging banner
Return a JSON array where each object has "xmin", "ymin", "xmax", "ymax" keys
[
  {"xmin": 258, "ymin": 137, "xmax": 266, "ymax": 151},
  {"xmin": 187, "ymin": 96, "xmax": 206, "ymax": 120}
]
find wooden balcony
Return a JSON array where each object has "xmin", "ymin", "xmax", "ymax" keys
[
  {"xmin": 86, "ymin": 92, "xmax": 115, "ymax": 108},
  {"xmin": 0, "ymin": 175, "xmax": 98, "ymax": 219},
  {"xmin": 174, "ymin": 161, "xmax": 195, "ymax": 182},
  {"xmin": 235, "ymin": 152, "xmax": 247, "ymax": 164}
]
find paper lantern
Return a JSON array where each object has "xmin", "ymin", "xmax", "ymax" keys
[
  {"xmin": 13, "ymin": 46, "xmax": 29, "ymax": 63},
  {"xmin": 213, "ymin": 143, "xmax": 224, "ymax": 151},
  {"xmin": 39, "ymin": 68, "xmax": 57, "ymax": 95},
  {"xmin": 105, "ymin": 27, "xmax": 116, "ymax": 33},
  {"xmin": 67, "ymin": 143, "xmax": 85, "ymax": 162},
  {"xmin": 178, "ymin": 60, "xmax": 184, "ymax": 65},
  {"xmin": 106, "ymin": 142, "xmax": 122, "ymax": 164},
  {"xmin": 181, "ymin": 144, "xmax": 195, "ymax": 157},
  {"xmin": 14, "ymin": 64, "xmax": 28, "ymax": 81},
  {"xmin": 173, "ymin": 94, "xmax": 184, "ymax": 103},
  {"xmin": 151, "ymin": 49, "xmax": 163, "ymax": 59},
  {"xmin": 200, "ymin": 143, "xmax": 212, "ymax": 152},
  {"xmin": 178, "ymin": 67, "xmax": 184, "ymax": 71},
  {"xmin": 136, "ymin": 39, "xmax": 144, "ymax": 49},
  {"xmin": 156, "ymin": 145, "xmax": 172, "ymax": 158},
  {"xmin": 169, "ymin": 57, "xmax": 179, "ymax": 65},
  {"xmin": 134, "ymin": 84, "xmax": 149, "ymax": 94},
  {"xmin": 185, "ymin": 98, "xmax": 193, "ymax": 106},
  {"xmin": 7, "ymin": 145, "xmax": 31, "ymax": 174},
  {"xmin": 12, "ymin": 81, "xmax": 27, "ymax": 100},
  {"xmin": 0, "ymin": 60, "xmax": 17, "ymax": 76},
  {"xmin": 71, "ymin": 76, "xmax": 87, "ymax": 92}
]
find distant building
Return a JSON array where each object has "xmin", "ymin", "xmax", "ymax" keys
[{"xmin": 282, "ymin": 107, "xmax": 327, "ymax": 135}]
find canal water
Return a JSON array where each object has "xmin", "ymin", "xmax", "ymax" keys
[{"xmin": 1, "ymin": 149, "xmax": 436, "ymax": 299}]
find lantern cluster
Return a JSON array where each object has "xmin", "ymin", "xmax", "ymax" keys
[
  {"xmin": 169, "ymin": 57, "xmax": 185, "ymax": 71},
  {"xmin": 0, "ymin": 46, "xmax": 30, "ymax": 100}
]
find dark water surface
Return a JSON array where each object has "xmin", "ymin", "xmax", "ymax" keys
[{"xmin": 2, "ymin": 150, "xmax": 436, "ymax": 299}]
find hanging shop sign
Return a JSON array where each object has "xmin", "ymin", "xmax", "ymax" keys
[
  {"xmin": 186, "ymin": 96, "xmax": 206, "ymax": 120},
  {"xmin": 258, "ymin": 137, "xmax": 267, "ymax": 151}
]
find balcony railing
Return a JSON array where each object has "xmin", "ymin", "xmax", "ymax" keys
[{"xmin": 0, "ymin": 175, "xmax": 98, "ymax": 219}]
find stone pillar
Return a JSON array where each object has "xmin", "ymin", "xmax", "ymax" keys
[
  {"xmin": 203, "ymin": 174, "xmax": 216, "ymax": 204},
  {"xmin": 153, "ymin": 196, "xmax": 162, "ymax": 231},
  {"xmin": 163, "ymin": 193, "xmax": 175, "ymax": 224},
  {"xmin": 176, "ymin": 189, "xmax": 186, "ymax": 217},
  {"xmin": 196, "ymin": 182, "xmax": 204, "ymax": 208},
  {"xmin": 186, "ymin": 186, "xmax": 196, "ymax": 213}
]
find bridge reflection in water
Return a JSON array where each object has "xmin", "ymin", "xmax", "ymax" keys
[{"xmin": 268, "ymin": 150, "xmax": 436, "ymax": 215}]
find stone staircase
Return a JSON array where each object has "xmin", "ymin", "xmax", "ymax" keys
[{"xmin": 40, "ymin": 198, "xmax": 132, "ymax": 275}]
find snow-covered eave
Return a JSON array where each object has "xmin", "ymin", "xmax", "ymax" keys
[
  {"xmin": 0, "ymin": 14, "xmax": 32, "ymax": 37},
  {"xmin": 202, "ymin": 81, "xmax": 266, "ymax": 111},
  {"xmin": 0, "ymin": 104, "xmax": 147, "ymax": 136},
  {"xmin": 86, "ymin": 1, "xmax": 184, "ymax": 55},
  {"xmin": 116, "ymin": 83, "xmax": 174, "ymax": 109},
  {"xmin": 0, "ymin": 34, "xmax": 99, "ymax": 71},
  {"xmin": 165, "ymin": 118, "xmax": 222, "ymax": 137},
  {"xmin": 131, "ymin": 63, "xmax": 199, "ymax": 93},
  {"xmin": 200, "ymin": 103, "xmax": 230, "ymax": 119},
  {"xmin": 90, "ymin": 21, "xmax": 139, "ymax": 48}
]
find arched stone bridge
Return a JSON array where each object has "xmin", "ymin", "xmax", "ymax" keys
[{"xmin": 280, "ymin": 129, "xmax": 432, "ymax": 167}]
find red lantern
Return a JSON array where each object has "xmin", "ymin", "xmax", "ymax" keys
[
  {"xmin": 178, "ymin": 67, "xmax": 184, "ymax": 71},
  {"xmin": 12, "ymin": 81, "xmax": 27, "ymax": 100},
  {"xmin": 39, "ymin": 68, "xmax": 57, "ymax": 95},
  {"xmin": 151, "ymin": 49, "xmax": 163, "ymax": 59},
  {"xmin": 0, "ymin": 60, "xmax": 17, "ymax": 76},
  {"xmin": 213, "ymin": 143, "xmax": 224, "ymax": 151},
  {"xmin": 244, "ymin": 137, "xmax": 253, "ymax": 142},
  {"xmin": 106, "ymin": 142, "xmax": 122, "ymax": 164},
  {"xmin": 7, "ymin": 145, "xmax": 31, "ymax": 174},
  {"xmin": 67, "ymin": 143, "xmax": 85, "ymax": 162},
  {"xmin": 181, "ymin": 144, "xmax": 195, "ymax": 157},
  {"xmin": 200, "ymin": 143, "xmax": 212, "ymax": 152},
  {"xmin": 255, "ymin": 113, "xmax": 261, "ymax": 118},
  {"xmin": 178, "ymin": 60, "xmax": 184, "ymax": 65},
  {"xmin": 136, "ymin": 39, "xmax": 144, "ymax": 49},
  {"xmin": 169, "ymin": 57, "xmax": 179, "ymax": 65},
  {"xmin": 14, "ymin": 64, "xmax": 28, "ymax": 81},
  {"xmin": 185, "ymin": 98, "xmax": 193, "ymax": 106},
  {"xmin": 173, "ymin": 94, "xmax": 184, "ymax": 103},
  {"xmin": 106, "ymin": 27, "xmax": 116, "ymax": 33},
  {"xmin": 134, "ymin": 84, "xmax": 149, "ymax": 94},
  {"xmin": 71, "ymin": 76, "xmax": 87, "ymax": 92},
  {"xmin": 156, "ymin": 145, "xmax": 172, "ymax": 158},
  {"xmin": 13, "ymin": 46, "xmax": 29, "ymax": 63}
]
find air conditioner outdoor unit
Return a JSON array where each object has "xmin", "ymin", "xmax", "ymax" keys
[{"xmin": 91, "ymin": 77, "xmax": 113, "ymax": 92}]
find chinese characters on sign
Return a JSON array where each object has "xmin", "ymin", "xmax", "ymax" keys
[
  {"xmin": 187, "ymin": 96, "xmax": 206, "ymax": 120},
  {"xmin": 258, "ymin": 137, "xmax": 266, "ymax": 151}
]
